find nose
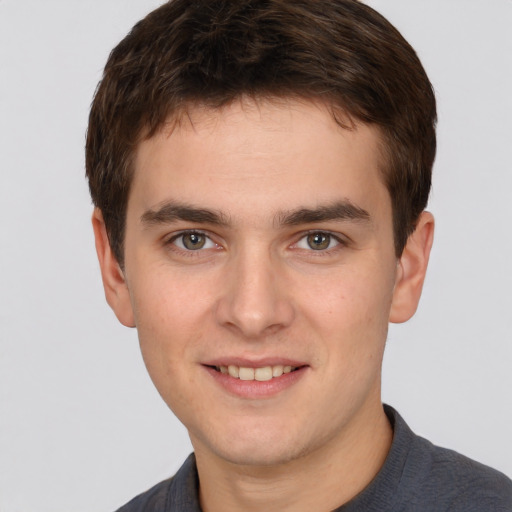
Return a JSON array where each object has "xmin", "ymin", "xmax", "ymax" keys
[{"xmin": 215, "ymin": 245, "xmax": 295, "ymax": 339}]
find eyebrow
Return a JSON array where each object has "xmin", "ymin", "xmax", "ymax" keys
[
  {"xmin": 141, "ymin": 201, "xmax": 230, "ymax": 227},
  {"xmin": 140, "ymin": 199, "xmax": 371, "ymax": 229},
  {"xmin": 278, "ymin": 201, "xmax": 371, "ymax": 226}
]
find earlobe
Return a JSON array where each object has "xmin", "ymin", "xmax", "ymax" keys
[
  {"xmin": 91, "ymin": 208, "xmax": 136, "ymax": 328},
  {"xmin": 389, "ymin": 211, "xmax": 434, "ymax": 324}
]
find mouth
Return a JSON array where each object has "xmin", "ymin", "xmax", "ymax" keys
[
  {"xmin": 210, "ymin": 364, "xmax": 300, "ymax": 382},
  {"xmin": 203, "ymin": 361, "xmax": 308, "ymax": 398}
]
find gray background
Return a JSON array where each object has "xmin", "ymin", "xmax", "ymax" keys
[{"xmin": 1, "ymin": 0, "xmax": 511, "ymax": 510}]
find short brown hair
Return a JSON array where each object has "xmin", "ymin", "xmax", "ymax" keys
[{"xmin": 86, "ymin": 0, "xmax": 436, "ymax": 266}]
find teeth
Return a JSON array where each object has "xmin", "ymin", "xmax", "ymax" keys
[
  {"xmin": 254, "ymin": 366, "xmax": 272, "ymax": 381},
  {"xmin": 272, "ymin": 365, "xmax": 284, "ymax": 377},
  {"xmin": 239, "ymin": 367, "xmax": 255, "ymax": 381},
  {"xmin": 218, "ymin": 365, "xmax": 297, "ymax": 381},
  {"xmin": 228, "ymin": 365, "xmax": 239, "ymax": 378}
]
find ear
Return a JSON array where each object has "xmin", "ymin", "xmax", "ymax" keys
[
  {"xmin": 389, "ymin": 211, "xmax": 434, "ymax": 324},
  {"xmin": 92, "ymin": 208, "xmax": 135, "ymax": 327}
]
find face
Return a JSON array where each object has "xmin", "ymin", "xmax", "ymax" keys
[{"xmin": 98, "ymin": 98, "xmax": 429, "ymax": 468}]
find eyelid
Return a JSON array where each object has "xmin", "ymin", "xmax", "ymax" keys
[
  {"xmin": 165, "ymin": 229, "xmax": 220, "ymax": 251},
  {"xmin": 293, "ymin": 230, "xmax": 348, "ymax": 251},
  {"xmin": 163, "ymin": 228, "xmax": 348, "ymax": 254}
]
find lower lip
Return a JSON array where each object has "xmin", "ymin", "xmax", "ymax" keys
[{"xmin": 204, "ymin": 366, "xmax": 308, "ymax": 399}]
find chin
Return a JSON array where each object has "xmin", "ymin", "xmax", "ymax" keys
[
  {"xmin": 210, "ymin": 441, "xmax": 305, "ymax": 467},
  {"xmin": 190, "ymin": 418, "xmax": 316, "ymax": 468}
]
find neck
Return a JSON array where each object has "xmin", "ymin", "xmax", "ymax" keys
[{"xmin": 192, "ymin": 403, "xmax": 392, "ymax": 512}]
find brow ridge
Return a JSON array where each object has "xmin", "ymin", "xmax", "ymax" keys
[
  {"xmin": 141, "ymin": 199, "xmax": 370, "ymax": 229},
  {"xmin": 278, "ymin": 201, "xmax": 371, "ymax": 226},
  {"xmin": 141, "ymin": 201, "xmax": 229, "ymax": 227}
]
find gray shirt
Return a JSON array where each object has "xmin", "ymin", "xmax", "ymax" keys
[{"xmin": 116, "ymin": 406, "xmax": 512, "ymax": 511}]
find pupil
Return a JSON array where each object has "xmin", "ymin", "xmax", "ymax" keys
[
  {"xmin": 184, "ymin": 233, "xmax": 205, "ymax": 250},
  {"xmin": 308, "ymin": 233, "xmax": 330, "ymax": 250}
]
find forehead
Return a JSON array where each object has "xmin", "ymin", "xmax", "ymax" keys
[{"xmin": 129, "ymin": 98, "xmax": 389, "ymax": 224}]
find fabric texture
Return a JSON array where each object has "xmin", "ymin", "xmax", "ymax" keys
[{"xmin": 115, "ymin": 406, "xmax": 512, "ymax": 512}]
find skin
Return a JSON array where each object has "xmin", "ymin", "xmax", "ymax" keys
[{"xmin": 93, "ymin": 98, "xmax": 434, "ymax": 512}]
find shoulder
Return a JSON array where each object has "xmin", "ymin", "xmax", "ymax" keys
[
  {"xmin": 379, "ymin": 406, "xmax": 512, "ymax": 511},
  {"xmin": 115, "ymin": 477, "xmax": 174, "ymax": 512},
  {"xmin": 114, "ymin": 454, "xmax": 200, "ymax": 512},
  {"xmin": 404, "ymin": 427, "xmax": 512, "ymax": 510}
]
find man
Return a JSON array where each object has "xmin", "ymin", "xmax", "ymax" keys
[{"xmin": 86, "ymin": 0, "xmax": 512, "ymax": 510}]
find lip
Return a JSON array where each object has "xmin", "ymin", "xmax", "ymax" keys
[
  {"xmin": 204, "ymin": 357, "xmax": 307, "ymax": 368},
  {"xmin": 203, "ymin": 360, "xmax": 309, "ymax": 399}
]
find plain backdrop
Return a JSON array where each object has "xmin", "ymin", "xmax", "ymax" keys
[{"xmin": 1, "ymin": 1, "xmax": 511, "ymax": 510}]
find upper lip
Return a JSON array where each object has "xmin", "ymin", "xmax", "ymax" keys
[{"xmin": 203, "ymin": 357, "xmax": 308, "ymax": 368}]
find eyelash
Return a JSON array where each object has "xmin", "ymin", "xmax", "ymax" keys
[
  {"xmin": 293, "ymin": 230, "xmax": 346, "ymax": 255},
  {"xmin": 165, "ymin": 230, "xmax": 219, "ymax": 256},
  {"xmin": 164, "ymin": 230, "xmax": 347, "ymax": 256}
]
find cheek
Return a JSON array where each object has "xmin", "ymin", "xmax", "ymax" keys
[
  {"xmin": 128, "ymin": 272, "xmax": 210, "ymax": 385},
  {"xmin": 299, "ymin": 264, "xmax": 395, "ymax": 386},
  {"xmin": 129, "ymin": 281, "xmax": 220, "ymax": 432},
  {"xmin": 132, "ymin": 267, "xmax": 210, "ymax": 335},
  {"xmin": 301, "ymin": 265, "xmax": 394, "ymax": 332}
]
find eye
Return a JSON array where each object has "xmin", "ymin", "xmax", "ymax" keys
[
  {"xmin": 296, "ymin": 232, "xmax": 340, "ymax": 251},
  {"xmin": 172, "ymin": 231, "xmax": 216, "ymax": 251}
]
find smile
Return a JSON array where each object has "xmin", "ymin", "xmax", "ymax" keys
[{"xmin": 214, "ymin": 365, "xmax": 298, "ymax": 381}]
